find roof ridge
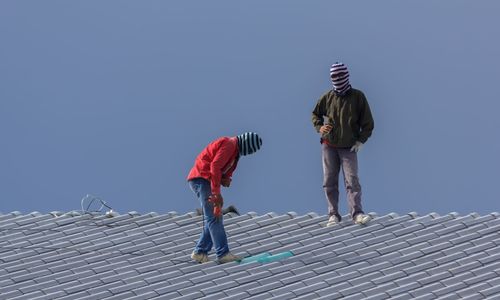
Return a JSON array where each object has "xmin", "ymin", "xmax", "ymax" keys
[{"xmin": 2, "ymin": 211, "xmax": 500, "ymax": 217}]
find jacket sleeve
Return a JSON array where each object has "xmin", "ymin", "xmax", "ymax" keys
[
  {"xmin": 210, "ymin": 140, "xmax": 237, "ymax": 195},
  {"xmin": 222, "ymin": 158, "xmax": 238, "ymax": 180},
  {"xmin": 358, "ymin": 93, "xmax": 375, "ymax": 144},
  {"xmin": 312, "ymin": 94, "xmax": 327, "ymax": 132}
]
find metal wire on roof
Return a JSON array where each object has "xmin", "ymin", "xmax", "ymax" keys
[{"xmin": 80, "ymin": 194, "xmax": 116, "ymax": 217}]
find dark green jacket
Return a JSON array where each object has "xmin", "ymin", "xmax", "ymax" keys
[{"xmin": 312, "ymin": 88, "xmax": 374, "ymax": 147}]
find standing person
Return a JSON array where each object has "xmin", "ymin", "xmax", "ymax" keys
[
  {"xmin": 312, "ymin": 62, "xmax": 374, "ymax": 227},
  {"xmin": 187, "ymin": 132, "xmax": 262, "ymax": 263}
]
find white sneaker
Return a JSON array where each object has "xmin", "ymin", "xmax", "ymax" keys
[
  {"xmin": 326, "ymin": 215, "xmax": 340, "ymax": 227},
  {"xmin": 190, "ymin": 251, "xmax": 209, "ymax": 263},
  {"xmin": 217, "ymin": 252, "xmax": 241, "ymax": 264},
  {"xmin": 354, "ymin": 214, "xmax": 371, "ymax": 225}
]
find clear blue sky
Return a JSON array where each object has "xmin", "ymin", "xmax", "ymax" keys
[{"xmin": 1, "ymin": 1, "xmax": 499, "ymax": 216}]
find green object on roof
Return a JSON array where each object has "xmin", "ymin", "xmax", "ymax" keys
[
  {"xmin": 257, "ymin": 251, "xmax": 293, "ymax": 263},
  {"xmin": 239, "ymin": 252, "xmax": 271, "ymax": 264},
  {"xmin": 239, "ymin": 251, "xmax": 293, "ymax": 264}
]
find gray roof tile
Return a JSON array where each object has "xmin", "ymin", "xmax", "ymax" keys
[
  {"xmin": 474, "ymin": 260, "xmax": 500, "ymax": 274},
  {"xmin": 9, "ymin": 291, "xmax": 45, "ymax": 300},
  {"xmin": 411, "ymin": 293, "xmax": 437, "ymax": 300},
  {"xmin": 361, "ymin": 282, "xmax": 399, "ymax": 297},
  {"xmin": 465, "ymin": 242, "xmax": 497, "ymax": 255},
  {"xmin": 480, "ymin": 283, "xmax": 500, "ymax": 297},
  {"xmin": 197, "ymin": 291, "xmax": 226, "ymax": 300},
  {"xmin": 177, "ymin": 281, "xmax": 213, "ymax": 297},
  {"xmin": 18, "ymin": 280, "xmax": 57, "ymax": 294},
  {"xmin": 339, "ymin": 281, "xmax": 377, "ymax": 296},
  {"xmin": 247, "ymin": 281, "xmax": 284, "ymax": 296},
  {"xmin": 269, "ymin": 281, "xmax": 307, "ymax": 297},
  {"xmin": 223, "ymin": 282, "xmax": 260, "ymax": 297},
  {"xmin": 100, "ymin": 291, "xmax": 136, "ymax": 300},
  {"xmin": 294, "ymin": 293, "xmax": 323, "ymax": 300},
  {"xmin": 386, "ymin": 281, "xmax": 422, "ymax": 296},
  {"xmin": 0, "ymin": 289, "xmax": 24, "ymax": 299},
  {"xmin": 456, "ymin": 282, "xmax": 492, "ymax": 297},
  {"xmin": 433, "ymin": 281, "xmax": 469, "ymax": 296},
  {"xmin": 460, "ymin": 294, "xmax": 488, "ymax": 300},
  {"xmin": 372, "ymin": 271, "xmax": 407, "ymax": 285},
  {"xmin": 393, "ymin": 272, "xmax": 427, "ymax": 287},
  {"xmin": 362, "ymin": 292, "xmax": 392, "ymax": 300},
  {"xmin": 200, "ymin": 280, "xmax": 239, "ymax": 295},
  {"xmin": 174, "ymin": 290, "xmax": 207, "ymax": 300},
  {"xmin": 29, "ymin": 291, "xmax": 67, "ymax": 300},
  {"xmin": 1, "ymin": 211, "xmax": 500, "ymax": 299},
  {"xmin": 121, "ymin": 291, "xmax": 158, "ymax": 300},
  {"xmin": 267, "ymin": 292, "xmax": 297, "ymax": 300}
]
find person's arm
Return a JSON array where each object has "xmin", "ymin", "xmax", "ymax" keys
[
  {"xmin": 357, "ymin": 93, "xmax": 374, "ymax": 143},
  {"xmin": 210, "ymin": 141, "xmax": 237, "ymax": 195},
  {"xmin": 312, "ymin": 93, "xmax": 333, "ymax": 135},
  {"xmin": 312, "ymin": 94, "xmax": 327, "ymax": 133},
  {"xmin": 221, "ymin": 157, "xmax": 238, "ymax": 187}
]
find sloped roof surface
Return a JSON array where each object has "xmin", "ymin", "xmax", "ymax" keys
[{"xmin": 1, "ymin": 211, "xmax": 500, "ymax": 300}]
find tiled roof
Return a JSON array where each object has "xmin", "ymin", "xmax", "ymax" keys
[{"xmin": 1, "ymin": 211, "xmax": 500, "ymax": 300}]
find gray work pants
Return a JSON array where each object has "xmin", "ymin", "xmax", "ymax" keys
[{"xmin": 322, "ymin": 143, "xmax": 364, "ymax": 220}]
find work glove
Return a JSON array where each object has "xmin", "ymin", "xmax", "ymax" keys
[
  {"xmin": 208, "ymin": 194, "xmax": 224, "ymax": 218},
  {"xmin": 221, "ymin": 177, "xmax": 231, "ymax": 187},
  {"xmin": 350, "ymin": 141, "xmax": 363, "ymax": 153}
]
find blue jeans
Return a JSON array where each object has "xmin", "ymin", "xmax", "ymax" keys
[{"xmin": 189, "ymin": 178, "xmax": 229, "ymax": 258}]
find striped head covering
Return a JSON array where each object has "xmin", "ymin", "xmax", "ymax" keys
[
  {"xmin": 330, "ymin": 62, "xmax": 351, "ymax": 96},
  {"xmin": 236, "ymin": 132, "xmax": 262, "ymax": 156}
]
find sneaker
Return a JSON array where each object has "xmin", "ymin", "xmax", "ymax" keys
[
  {"xmin": 217, "ymin": 252, "xmax": 241, "ymax": 264},
  {"xmin": 190, "ymin": 251, "xmax": 209, "ymax": 263},
  {"xmin": 326, "ymin": 215, "xmax": 340, "ymax": 227},
  {"xmin": 354, "ymin": 213, "xmax": 372, "ymax": 225}
]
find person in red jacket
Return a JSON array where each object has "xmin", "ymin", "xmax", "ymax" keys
[{"xmin": 187, "ymin": 132, "xmax": 262, "ymax": 264}]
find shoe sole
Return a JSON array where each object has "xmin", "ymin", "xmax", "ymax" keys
[
  {"xmin": 191, "ymin": 254, "xmax": 209, "ymax": 263},
  {"xmin": 355, "ymin": 216, "xmax": 371, "ymax": 225}
]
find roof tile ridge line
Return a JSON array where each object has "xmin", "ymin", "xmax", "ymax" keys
[
  {"xmin": 263, "ymin": 212, "xmax": 279, "ymax": 218},
  {"xmin": 163, "ymin": 211, "xmax": 200, "ymax": 219},
  {"xmin": 387, "ymin": 212, "xmax": 400, "ymax": 218},
  {"xmin": 157, "ymin": 211, "xmax": 179, "ymax": 217},
  {"xmin": 259, "ymin": 211, "xmax": 306, "ymax": 218},
  {"xmin": 407, "ymin": 212, "xmax": 419, "ymax": 218},
  {"xmin": 128, "ymin": 212, "xmax": 160, "ymax": 218},
  {"xmin": 490, "ymin": 212, "xmax": 500, "ymax": 218},
  {"xmin": 27, "ymin": 211, "xmax": 43, "ymax": 217},
  {"xmin": 428, "ymin": 212, "xmax": 441, "ymax": 219},
  {"xmin": 466, "ymin": 212, "xmax": 481, "ymax": 218},
  {"xmin": 373, "ymin": 211, "xmax": 417, "ymax": 220},
  {"xmin": 306, "ymin": 212, "xmax": 319, "ymax": 218},
  {"xmin": 7, "ymin": 211, "xmax": 22, "ymax": 216},
  {"xmin": 245, "ymin": 212, "xmax": 259, "ymax": 218},
  {"xmin": 424, "ymin": 212, "xmax": 460, "ymax": 219}
]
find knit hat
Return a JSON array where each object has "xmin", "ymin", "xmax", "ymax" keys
[
  {"xmin": 330, "ymin": 62, "xmax": 351, "ymax": 96},
  {"xmin": 236, "ymin": 132, "xmax": 262, "ymax": 156}
]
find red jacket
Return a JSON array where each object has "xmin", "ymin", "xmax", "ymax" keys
[{"xmin": 187, "ymin": 137, "xmax": 239, "ymax": 195}]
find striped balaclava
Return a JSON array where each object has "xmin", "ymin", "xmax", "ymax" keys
[
  {"xmin": 236, "ymin": 132, "xmax": 262, "ymax": 156},
  {"xmin": 330, "ymin": 62, "xmax": 352, "ymax": 96}
]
